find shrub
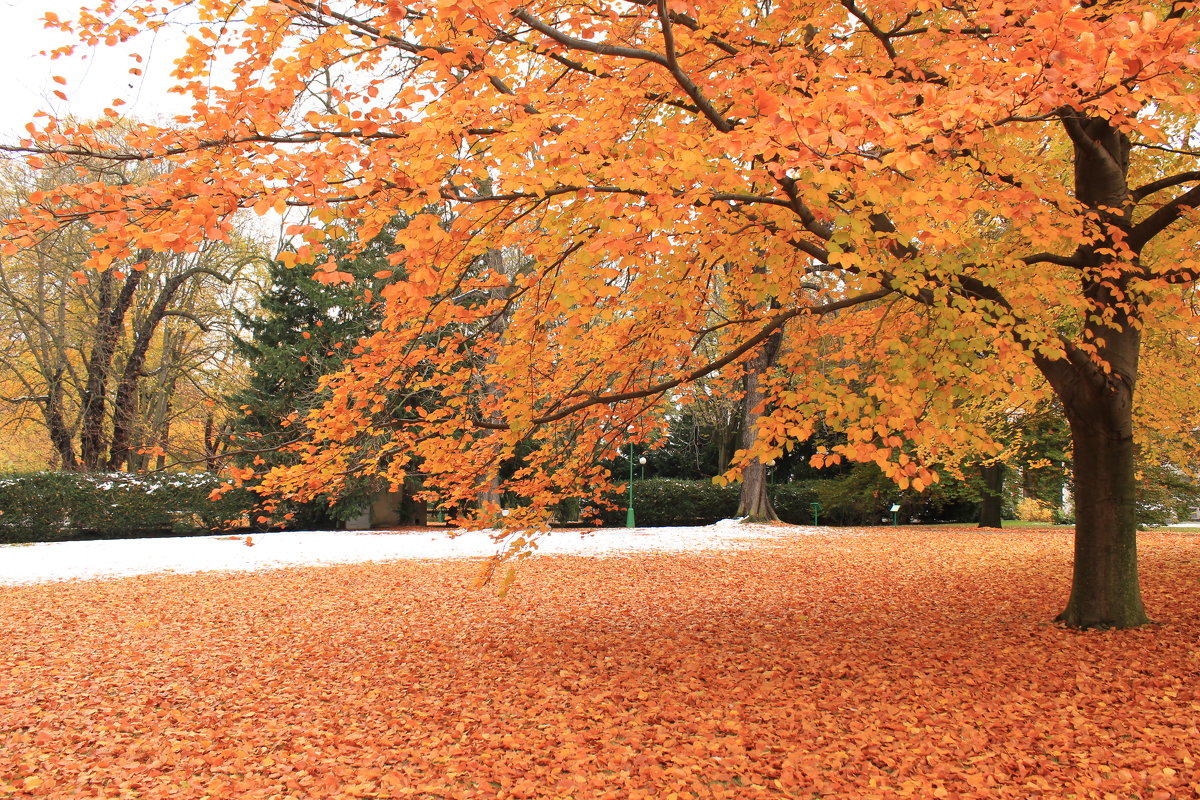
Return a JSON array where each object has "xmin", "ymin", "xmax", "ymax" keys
[
  {"xmin": 583, "ymin": 478, "xmax": 739, "ymax": 527},
  {"xmin": 769, "ymin": 482, "xmax": 821, "ymax": 525},
  {"xmin": 0, "ymin": 471, "xmax": 259, "ymax": 544},
  {"xmin": 1052, "ymin": 506, "xmax": 1076, "ymax": 526},
  {"xmin": 581, "ymin": 470, "xmax": 980, "ymax": 528},
  {"xmin": 1015, "ymin": 496, "xmax": 1055, "ymax": 523}
]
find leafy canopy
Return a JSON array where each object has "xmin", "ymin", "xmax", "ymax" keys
[{"xmin": 4, "ymin": 1, "xmax": 1200, "ymax": 532}]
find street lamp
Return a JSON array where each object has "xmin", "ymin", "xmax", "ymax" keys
[{"xmin": 625, "ymin": 443, "xmax": 639, "ymax": 527}]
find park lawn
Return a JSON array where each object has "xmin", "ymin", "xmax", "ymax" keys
[{"xmin": 1, "ymin": 527, "xmax": 1197, "ymax": 799}]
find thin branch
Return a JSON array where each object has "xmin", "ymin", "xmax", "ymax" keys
[
  {"xmin": 840, "ymin": 0, "xmax": 898, "ymax": 60},
  {"xmin": 623, "ymin": 0, "xmax": 740, "ymax": 55},
  {"xmin": 1128, "ymin": 184, "xmax": 1200, "ymax": 252},
  {"xmin": 472, "ymin": 288, "xmax": 893, "ymax": 429},
  {"xmin": 1132, "ymin": 171, "xmax": 1200, "ymax": 202},
  {"xmin": 1131, "ymin": 141, "xmax": 1200, "ymax": 158}
]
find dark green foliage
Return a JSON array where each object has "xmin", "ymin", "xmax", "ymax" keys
[
  {"xmin": 0, "ymin": 472, "xmax": 258, "ymax": 543},
  {"xmin": 582, "ymin": 466, "xmax": 985, "ymax": 529},
  {"xmin": 1135, "ymin": 461, "xmax": 1200, "ymax": 528},
  {"xmin": 780, "ymin": 465, "xmax": 978, "ymax": 527},
  {"xmin": 228, "ymin": 238, "xmax": 393, "ymax": 452},
  {"xmin": 226, "ymin": 219, "xmax": 409, "ymax": 526},
  {"xmin": 585, "ymin": 479, "xmax": 740, "ymax": 526},
  {"xmin": 768, "ymin": 482, "xmax": 821, "ymax": 524},
  {"xmin": 638, "ymin": 412, "xmax": 737, "ymax": 479}
]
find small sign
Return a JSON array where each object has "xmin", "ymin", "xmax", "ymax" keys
[{"xmin": 890, "ymin": 504, "xmax": 901, "ymax": 512}]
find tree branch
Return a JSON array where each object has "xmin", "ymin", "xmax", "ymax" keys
[
  {"xmin": 514, "ymin": 10, "xmax": 669, "ymax": 67},
  {"xmin": 472, "ymin": 288, "xmax": 893, "ymax": 429},
  {"xmin": 1128, "ymin": 184, "xmax": 1200, "ymax": 252},
  {"xmin": 655, "ymin": 0, "xmax": 736, "ymax": 133},
  {"xmin": 1132, "ymin": 171, "xmax": 1200, "ymax": 202}
]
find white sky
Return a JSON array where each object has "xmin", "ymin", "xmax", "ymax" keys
[{"xmin": 0, "ymin": 0, "xmax": 191, "ymax": 139}]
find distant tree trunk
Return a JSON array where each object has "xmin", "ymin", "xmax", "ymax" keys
[
  {"xmin": 108, "ymin": 318, "xmax": 161, "ymax": 470},
  {"xmin": 477, "ymin": 245, "xmax": 512, "ymax": 513},
  {"xmin": 153, "ymin": 393, "xmax": 174, "ymax": 472},
  {"xmin": 80, "ymin": 268, "xmax": 143, "ymax": 470},
  {"xmin": 204, "ymin": 413, "xmax": 226, "ymax": 473},
  {"xmin": 716, "ymin": 433, "xmax": 730, "ymax": 476},
  {"xmin": 154, "ymin": 445, "xmax": 166, "ymax": 472},
  {"xmin": 736, "ymin": 330, "xmax": 783, "ymax": 522},
  {"xmin": 108, "ymin": 267, "xmax": 225, "ymax": 470},
  {"xmin": 42, "ymin": 366, "xmax": 79, "ymax": 470},
  {"xmin": 978, "ymin": 461, "xmax": 1005, "ymax": 528}
]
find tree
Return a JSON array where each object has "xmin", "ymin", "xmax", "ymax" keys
[
  {"xmin": 0, "ymin": 157, "xmax": 264, "ymax": 472},
  {"xmin": 4, "ymin": 1, "xmax": 1200, "ymax": 627},
  {"xmin": 227, "ymin": 216, "xmax": 406, "ymax": 523}
]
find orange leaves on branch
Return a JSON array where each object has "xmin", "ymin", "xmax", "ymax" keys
[{"xmin": 4, "ymin": 0, "xmax": 1200, "ymax": 539}]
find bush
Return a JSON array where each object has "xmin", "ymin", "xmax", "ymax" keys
[
  {"xmin": 584, "ymin": 478, "xmax": 739, "ymax": 527},
  {"xmin": 1015, "ymin": 496, "xmax": 1055, "ymax": 523},
  {"xmin": 1052, "ymin": 506, "xmax": 1075, "ymax": 526},
  {"xmin": 769, "ymin": 482, "xmax": 821, "ymax": 525},
  {"xmin": 582, "ymin": 469, "xmax": 980, "ymax": 528},
  {"xmin": 0, "ymin": 471, "xmax": 259, "ymax": 544}
]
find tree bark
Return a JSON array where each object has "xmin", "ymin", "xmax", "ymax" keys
[
  {"xmin": 108, "ymin": 267, "xmax": 225, "ymax": 470},
  {"xmin": 204, "ymin": 413, "xmax": 227, "ymax": 473},
  {"xmin": 80, "ymin": 267, "xmax": 143, "ymax": 470},
  {"xmin": 1032, "ymin": 113, "xmax": 1148, "ymax": 629},
  {"xmin": 736, "ymin": 331, "xmax": 782, "ymax": 522},
  {"xmin": 977, "ymin": 461, "xmax": 1005, "ymax": 529},
  {"xmin": 1050, "ymin": 354, "xmax": 1147, "ymax": 628},
  {"xmin": 477, "ymin": 246, "xmax": 510, "ymax": 512},
  {"xmin": 42, "ymin": 366, "xmax": 79, "ymax": 470},
  {"xmin": 1037, "ymin": 309, "xmax": 1146, "ymax": 628}
]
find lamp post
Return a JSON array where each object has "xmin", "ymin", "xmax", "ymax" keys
[{"xmin": 625, "ymin": 444, "xmax": 639, "ymax": 528}]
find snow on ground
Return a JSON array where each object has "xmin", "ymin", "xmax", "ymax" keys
[{"xmin": 0, "ymin": 520, "xmax": 796, "ymax": 586}]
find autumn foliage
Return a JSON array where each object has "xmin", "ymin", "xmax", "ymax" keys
[
  {"xmin": 2, "ymin": 528, "xmax": 1198, "ymax": 798},
  {"xmin": 4, "ymin": 1, "xmax": 1200, "ymax": 626}
]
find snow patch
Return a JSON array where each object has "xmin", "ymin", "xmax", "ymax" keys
[{"xmin": 0, "ymin": 522, "xmax": 801, "ymax": 586}]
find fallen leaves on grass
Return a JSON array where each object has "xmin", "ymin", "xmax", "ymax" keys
[{"xmin": 1, "ymin": 528, "xmax": 1198, "ymax": 799}]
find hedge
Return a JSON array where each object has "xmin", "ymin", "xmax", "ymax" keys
[
  {"xmin": 583, "ymin": 472, "xmax": 981, "ymax": 528},
  {"xmin": 0, "ymin": 471, "xmax": 259, "ymax": 544},
  {"xmin": 586, "ymin": 478, "xmax": 824, "ymax": 527}
]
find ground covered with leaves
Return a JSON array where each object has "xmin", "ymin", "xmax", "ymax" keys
[{"xmin": 2, "ymin": 527, "xmax": 1198, "ymax": 799}]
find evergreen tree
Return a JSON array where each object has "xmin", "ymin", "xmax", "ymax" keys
[{"xmin": 227, "ymin": 219, "xmax": 407, "ymax": 526}]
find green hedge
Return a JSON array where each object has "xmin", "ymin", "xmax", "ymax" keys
[
  {"xmin": 585, "ymin": 478, "xmax": 738, "ymax": 526},
  {"xmin": 587, "ymin": 479, "xmax": 823, "ymax": 527},
  {"xmin": 769, "ymin": 482, "xmax": 823, "ymax": 524},
  {"xmin": 0, "ymin": 471, "xmax": 259, "ymax": 544},
  {"xmin": 584, "ymin": 470, "xmax": 980, "ymax": 528}
]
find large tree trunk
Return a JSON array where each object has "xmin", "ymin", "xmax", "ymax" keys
[
  {"xmin": 1034, "ymin": 113, "xmax": 1148, "ymax": 629},
  {"xmin": 737, "ymin": 461, "xmax": 775, "ymax": 521},
  {"xmin": 1045, "ymin": 328, "xmax": 1147, "ymax": 629},
  {"xmin": 736, "ymin": 331, "xmax": 783, "ymax": 522},
  {"xmin": 1037, "ymin": 302, "xmax": 1147, "ymax": 628},
  {"xmin": 977, "ymin": 461, "xmax": 1005, "ymax": 529}
]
